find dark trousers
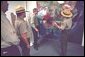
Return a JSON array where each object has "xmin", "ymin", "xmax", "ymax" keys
[
  {"xmin": 32, "ymin": 26, "xmax": 39, "ymax": 50},
  {"xmin": 1, "ymin": 45, "xmax": 21, "ymax": 56},
  {"xmin": 20, "ymin": 38, "xmax": 30, "ymax": 56},
  {"xmin": 60, "ymin": 29, "xmax": 69, "ymax": 56}
]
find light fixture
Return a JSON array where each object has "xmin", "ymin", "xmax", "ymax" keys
[{"xmin": 57, "ymin": 1, "xmax": 65, "ymax": 4}]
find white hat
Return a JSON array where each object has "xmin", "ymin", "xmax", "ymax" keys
[{"xmin": 15, "ymin": 5, "xmax": 25, "ymax": 13}]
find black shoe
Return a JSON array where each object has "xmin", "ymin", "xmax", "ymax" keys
[
  {"xmin": 33, "ymin": 45, "xmax": 39, "ymax": 50},
  {"xmin": 34, "ymin": 46, "xmax": 38, "ymax": 50}
]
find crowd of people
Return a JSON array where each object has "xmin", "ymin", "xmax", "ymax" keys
[{"xmin": 1, "ymin": 1, "xmax": 84, "ymax": 56}]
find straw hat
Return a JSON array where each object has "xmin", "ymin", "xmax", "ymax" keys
[
  {"xmin": 61, "ymin": 9, "xmax": 73, "ymax": 18},
  {"xmin": 15, "ymin": 5, "xmax": 25, "ymax": 13}
]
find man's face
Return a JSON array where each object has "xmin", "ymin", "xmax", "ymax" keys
[
  {"xmin": 33, "ymin": 10, "xmax": 38, "ymax": 14},
  {"xmin": 2, "ymin": 1, "xmax": 9, "ymax": 12},
  {"xmin": 22, "ymin": 12, "xmax": 26, "ymax": 18}
]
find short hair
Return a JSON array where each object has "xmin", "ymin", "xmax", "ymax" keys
[{"xmin": 33, "ymin": 8, "xmax": 38, "ymax": 12}]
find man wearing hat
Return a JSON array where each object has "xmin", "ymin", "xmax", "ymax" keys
[
  {"xmin": 53, "ymin": 3, "xmax": 73, "ymax": 56},
  {"xmin": 59, "ymin": 4, "xmax": 73, "ymax": 56},
  {"xmin": 15, "ymin": 5, "xmax": 30, "ymax": 56},
  {"xmin": 1, "ymin": 1, "xmax": 21, "ymax": 56}
]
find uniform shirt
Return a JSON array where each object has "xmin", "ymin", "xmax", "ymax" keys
[
  {"xmin": 27, "ymin": 18, "xmax": 34, "ymax": 46},
  {"xmin": 60, "ymin": 18, "xmax": 72, "ymax": 30},
  {"xmin": 1, "ymin": 11, "xmax": 20, "ymax": 48},
  {"xmin": 15, "ymin": 18, "xmax": 30, "ymax": 39}
]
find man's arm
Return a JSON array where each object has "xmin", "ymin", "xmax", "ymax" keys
[{"xmin": 19, "ymin": 22, "xmax": 30, "ymax": 48}]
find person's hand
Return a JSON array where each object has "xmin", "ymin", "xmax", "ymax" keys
[
  {"xmin": 35, "ymin": 28, "xmax": 39, "ymax": 32},
  {"xmin": 11, "ymin": 13, "xmax": 16, "ymax": 20},
  {"xmin": 52, "ymin": 21, "xmax": 63, "ymax": 30},
  {"xmin": 11, "ymin": 13, "xmax": 16, "ymax": 26},
  {"xmin": 52, "ymin": 21, "xmax": 59, "ymax": 27},
  {"xmin": 52, "ymin": 21, "xmax": 56, "ymax": 26}
]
